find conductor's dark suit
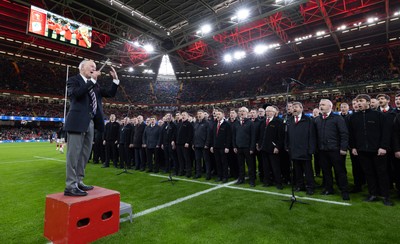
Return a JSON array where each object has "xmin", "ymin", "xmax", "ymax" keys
[{"xmin": 64, "ymin": 74, "xmax": 118, "ymax": 190}]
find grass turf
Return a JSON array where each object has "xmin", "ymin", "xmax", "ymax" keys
[{"xmin": 0, "ymin": 142, "xmax": 399, "ymax": 243}]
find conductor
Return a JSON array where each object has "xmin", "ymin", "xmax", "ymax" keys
[{"xmin": 64, "ymin": 59, "xmax": 119, "ymax": 196}]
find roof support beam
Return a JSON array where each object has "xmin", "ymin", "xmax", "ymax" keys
[{"xmin": 316, "ymin": 0, "xmax": 341, "ymax": 50}]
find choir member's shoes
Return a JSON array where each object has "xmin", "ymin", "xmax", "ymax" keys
[
  {"xmin": 383, "ymin": 198, "xmax": 394, "ymax": 206},
  {"xmin": 249, "ymin": 182, "xmax": 255, "ymax": 187},
  {"xmin": 101, "ymin": 164, "xmax": 109, "ymax": 168},
  {"xmin": 363, "ymin": 195, "xmax": 378, "ymax": 202},
  {"xmin": 235, "ymin": 180, "xmax": 244, "ymax": 185},
  {"xmin": 321, "ymin": 190, "xmax": 334, "ymax": 195},
  {"xmin": 194, "ymin": 175, "xmax": 201, "ymax": 179},
  {"xmin": 276, "ymin": 185, "xmax": 284, "ymax": 190},
  {"xmin": 215, "ymin": 178, "xmax": 223, "ymax": 182},
  {"xmin": 78, "ymin": 183, "xmax": 94, "ymax": 191},
  {"xmin": 64, "ymin": 187, "xmax": 87, "ymax": 197},
  {"xmin": 306, "ymin": 189, "xmax": 314, "ymax": 195},
  {"xmin": 342, "ymin": 192, "xmax": 350, "ymax": 201},
  {"xmin": 222, "ymin": 178, "xmax": 228, "ymax": 183},
  {"xmin": 205, "ymin": 176, "xmax": 211, "ymax": 180},
  {"xmin": 294, "ymin": 187, "xmax": 304, "ymax": 192}
]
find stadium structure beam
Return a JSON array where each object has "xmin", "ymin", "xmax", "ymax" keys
[
  {"xmin": 268, "ymin": 12, "xmax": 303, "ymax": 57},
  {"xmin": 139, "ymin": 0, "xmax": 309, "ymax": 68},
  {"xmin": 316, "ymin": 0, "xmax": 342, "ymax": 50},
  {"xmin": 385, "ymin": 0, "xmax": 389, "ymax": 43}
]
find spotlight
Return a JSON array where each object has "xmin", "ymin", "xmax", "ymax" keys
[
  {"xmin": 128, "ymin": 67, "xmax": 134, "ymax": 72},
  {"xmin": 224, "ymin": 54, "xmax": 232, "ymax": 63},
  {"xmin": 233, "ymin": 51, "xmax": 246, "ymax": 60},
  {"xmin": 254, "ymin": 44, "xmax": 267, "ymax": 54},
  {"xmin": 200, "ymin": 24, "xmax": 212, "ymax": 34},
  {"xmin": 143, "ymin": 44, "xmax": 154, "ymax": 53},
  {"xmin": 236, "ymin": 9, "xmax": 250, "ymax": 21},
  {"xmin": 133, "ymin": 41, "xmax": 140, "ymax": 47}
]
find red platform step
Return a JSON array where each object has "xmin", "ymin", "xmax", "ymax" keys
[{"xmin": 44, "ymin": 186, "xmax": 120, "ymax": 244}]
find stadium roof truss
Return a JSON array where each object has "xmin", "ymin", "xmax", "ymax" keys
[{"xmin": 0, "ymin": 0, "xmax": 399, "ymax": 79}]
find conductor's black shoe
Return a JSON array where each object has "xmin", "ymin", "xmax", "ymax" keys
[
  {"xmin": 321, "ymin": 190, "xmax": 334, "ymax": 195},
  {"xmin": 363, "ymin": 195, "xmax": 378, "ymax": 202},
  {"xmin": 78, "ymin": 183, "xmax": 94, "ymax": 191},
  {"xmin": 342, "ymin": 192, "xmax": 350, "ymax": 201},
  {"xmin": 383, "ymin": 198, "xmax": 393, "ymax": 206},
  {"xmin": 64, "ymin": 187, "xmax": 87, "ymax": 197}
]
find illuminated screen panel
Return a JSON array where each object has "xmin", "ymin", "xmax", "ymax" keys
[{"xmin": 28, "ymin": 5, "xmax": 92, "ymax": 49}]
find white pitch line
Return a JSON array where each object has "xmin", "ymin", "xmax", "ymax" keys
[
  {"xmin": 34, "ymin": 156, "xmax": 65, "ymax": 163},
  {"xmin": 133, "ymin": 180, "xmax": 236, "ymax": 219},
  {"xmin": 149, "ymin": 174, "xmax": 351, "ymax": 206},
  {"xmin": 0, "ymin": 158, "xmax": 45, "ymax": 165},
  {"xmin": 225, "ymin": 185, "xmax": 352, "ymax": 206},
  {"xmin": 149, "ymin": 174, "xmax": 219, "ymax": 186}
]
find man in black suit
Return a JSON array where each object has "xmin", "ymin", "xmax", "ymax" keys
[
  {"xmin": 392, "ymin": 93, "xmax": 400, "ymax": 197},
  {"xmin": 259, "ymin": 106, "xmax": 284, "ymax": 189},
  {"xmin": 233, "ymin": 107, "xmax": 256, "ymax": 186},
  {"xmin": 210, "ymin": 108, "xmax": 232, "ymax": 183},
  {"xmin": 118, "ymin": 117, "xmax": 133, "ymax": 169},
  {"xmin": 176, "ymin": 111, "xmax": 194, "ymax": 177},
  {"xmin": 315, "ymin": 99, "xmax": 350, "ymax": 200},
  {"xmin": 285, "ymin": 102, "xmax": 316, "ymax": 195},
  {"xmin": 133, "ymin": 115, "xmax": 146, "ymax": 170},
  {"xmin": 102, "ymin": 114, "xmax": 119, "ymax": 168},
  {"xmin": 349, "ymin": 94, "xmax": 392, "ymax": 206},
  {"xmin": 160, "ymin": 113, "xmax": 178, "ymax": 174},
  {"xmin": 142, "ymin": 116, "xmax": 161, "ymax": 172},
  {"xmin": 64, "ymin": 59, "xmax": 118, "ymax": 196},
  {"xmin": 193, "ymin": 110, "xmax": 210, "ymax": 179}
]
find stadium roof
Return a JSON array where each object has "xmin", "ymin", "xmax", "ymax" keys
[{"xmin": 0, "ymin": 0, "xmax": 399, "ymax": 79}]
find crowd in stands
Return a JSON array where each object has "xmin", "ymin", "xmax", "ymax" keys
[
  {"xmin": 1, "ymin": 46, "xmax": 399, "ymax": 106},
  {"xmin": 0, "ymin": 126, "xmax": 54, "ymax": 141}
]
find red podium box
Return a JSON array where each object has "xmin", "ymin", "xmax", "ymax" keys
[{"xmin": 44, "ymin": 186, "xmax": 120, "ymax": 244}]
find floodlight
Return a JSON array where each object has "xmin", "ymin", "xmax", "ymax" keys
[
  {"xmin": 128, "ymin": 67, "xmax": 134, "ymax": 72},
  {"xmin": 237, "ymin": 9, "xmax": 250, "ymax": 21},
  {"xmin": 224, "ymin": 54, "xmax": 232, "ymax": 63},
  {"xmin": 234, "ymin": 51, "xmax": 246, "ymax": 60},
  {"xmin": 143, "ymin": 44, "xmax": 154, "ymax": 53},
  {"xmin": 200, "ymin": 24, "xmax": 212, "ymax": 34},
  {"xmin": 254, "ymin": 44, "xmax": 267, "ymax": 54}
]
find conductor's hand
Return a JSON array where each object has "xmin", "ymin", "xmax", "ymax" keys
[
  {"xmin": 91, "ymin": 70, "xmax": 101, "ymax": 81},
  {"xmin": 110, "ymin": 66, "xmax": 118, "ymax": 80}
]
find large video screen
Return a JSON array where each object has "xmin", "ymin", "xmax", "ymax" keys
[{"xmin": 28, "ymin": 5, "xmax": 92, "ymax": 49}]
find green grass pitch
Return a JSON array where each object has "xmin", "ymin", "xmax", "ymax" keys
[{"xmin": 1, "ymin": 142, "xmax": 400, "ymax": 243}]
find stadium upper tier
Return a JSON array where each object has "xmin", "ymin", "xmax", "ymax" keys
[{"xmin": 0, "ymin": 46, "xmax": 399, "ymax": 106}]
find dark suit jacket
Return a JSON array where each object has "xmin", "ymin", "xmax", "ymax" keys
[
  {"xmin": 160, "ymin": 121, "xmax": 177, "ymax": 146},
  {"xmin": 285, "ymin": 114, "xmax": 316, "ymax": 160},
  {"xmin": 64, "ymin": 74, "xmax": 118, "ymax": 133},
  {"xmin": 232, "ymin": 118, "xmax": 256, "ymax": 150},
  {"xmin": 176, "ymin": 120, "xmax": 194, "ymax": 145},
  {"xmin": 210, "ymin": 120, "xmax": 232, "ymax": 149},
  {"xmin": 259, "ymin": 117, "xmax": 284, "ymax": 153},
  {"xmin": 104, "ymin": 121, "xmax": 120, "ymax": 141},
  {"xmin": 133, "ymin": 122, "xmax": 146, "ymax": 147},
  {"xmin": 143, "ymin": 125, "xmax": 161, "ymax": 149}
]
